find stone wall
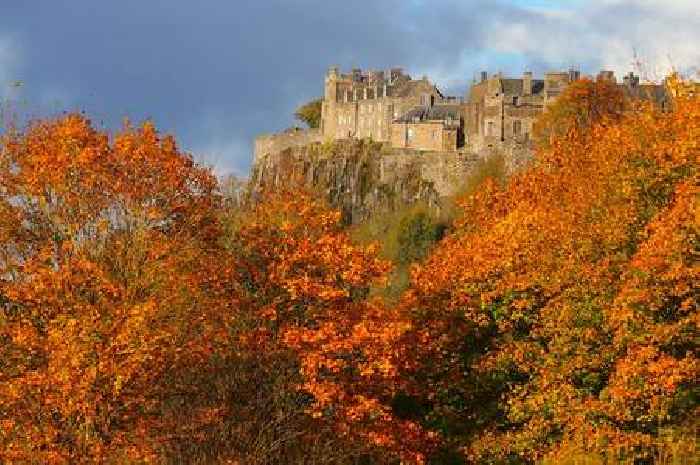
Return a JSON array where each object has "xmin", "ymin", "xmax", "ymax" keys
[
  {"xmin": 249, "ymin": 140, "xmax": 493, "ymax": 224},
  {"xmin": 254, "ymin": 128, "xmax": 322, "ymax": 163},
  {"xmin": 391, "ymin": 121, "xmax": 457, "ymax": 151}
]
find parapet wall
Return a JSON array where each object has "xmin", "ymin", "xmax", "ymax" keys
[{"xmin": 254, "ymin": 128, "xmax": 322, "ymax": 163}]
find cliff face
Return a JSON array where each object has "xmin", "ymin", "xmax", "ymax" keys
[{"xmin": 250, "ymin": 140, "xmax": 492, "ymax": 224}]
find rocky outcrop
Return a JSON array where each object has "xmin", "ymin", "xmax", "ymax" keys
[{"xmin": 249, "ymin": 140, "xmax": 489, "ymax": 224}]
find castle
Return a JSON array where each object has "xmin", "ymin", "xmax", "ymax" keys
[{"xmin": 254, "ymin": 66, "xmax": 669, "ymax": 162}]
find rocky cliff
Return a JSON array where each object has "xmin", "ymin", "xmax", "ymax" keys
[{"xmin": 249, "ymin": 140, "xmax": 500, "ymax": 224}]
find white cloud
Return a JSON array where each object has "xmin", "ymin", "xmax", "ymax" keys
[
  {"xmin": 190, "ymin": 136, "xmax": 251, "ymax": 178},
  {"xmin": 483, "ymin": 0, "xmax": 700, "ymax": 81}
]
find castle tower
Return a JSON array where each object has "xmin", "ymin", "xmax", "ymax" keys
[
  {"xmin": 322, "ymin": 66, "xmax": 340, "ymax": 138},
  {"xmin": 523, "ymin": 71, "xmax": 533, "ymax": 96}
]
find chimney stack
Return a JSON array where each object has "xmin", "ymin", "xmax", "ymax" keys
[
  {"xmin": 523, "ymin": 71, "xmax": 533, "ymax": 96},
  {"xmin": 623, "ymin": 71, "xmax": 639, "ymax": 87},
  {"xmin": 597, "ymin": 70, "xmax": 616, "ymax": 83},
  {"xmin": 568, "ymin": 68, "xmax": 581, "ymax": 82}
]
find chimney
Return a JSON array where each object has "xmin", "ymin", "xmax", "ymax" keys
[
  {"xmin": 390, "ymin": 68, "xmax": 404, "ymax": 83},
  {"xmin": 597, "ymin": 70, "xmax": 616, "ymax": 83},
  {"xmin": 523, "ymin": 71, "xmax": 533, "ymax": 96},
  {"xmin": 623, "ymin": 71, "xmax": 639, "ymax": 88},
  {"xmin": 568, "ymin": 68, "xmax": 581, "ymax": 82},
  {"xmin": 481, "ymin": 71, "xmax": 488, "ymax": 82}
]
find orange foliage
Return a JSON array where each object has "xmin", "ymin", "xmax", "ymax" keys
[
  {"xmin": 390, "ymin": 76, "xmax": 698, "ymax": 462},
  {"xmin": 1, "ymin": 73, "xmax": 696, "ymax": 464},
  {"xmin": 230, "ymin": 193, "xmax": 432, "ymax": 463},
  {"xmin": 0, "ymin": 115, "xmax": 237, "ymax": 463}
]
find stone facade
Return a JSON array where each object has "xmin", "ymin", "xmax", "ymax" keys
[
  {"xmin": 321, "ymin": 66, "xmax": 464, "ymax": 150},
  {"xmin": 256, "ymin": 67, "xmax": 669, "ymax": 166},
  {"xmin": 464, "ymin": 69, "xmax": 580, "ymax": 153},
  {"xmin": 390, "ymin": 104, "xmax": 461, "ymax": 151},
  {"xmin": 254, "ymin": 127, "xmax": 322, "ymax": 163}
]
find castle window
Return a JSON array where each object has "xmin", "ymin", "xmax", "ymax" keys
[
  {"xmin": 407, "ymin": 128, "xmax": 415, "ymax": 141},
  {"xmin": 513, "ymin": 120, "xmax": 522, "ymax": 136},
  {"xmin": 513, "ymin": 96, "xmax": 519, "ymax": 106},
  {"xmin": 487, "ymin": 121, "xmax": 494, "ymax": 136}
]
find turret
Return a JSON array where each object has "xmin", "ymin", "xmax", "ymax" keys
[
  {"xmin": 623, "ymin": 71, "xmax": 639, "ymax": 88},
  {"xmin": 597, "ymin": 70, "xmax": 616, "ymax": 83},
  {"xmin": 523, "ymin": 71, "xmax": 533, "ymax": 96},
  {"xmin": 324, "ymin": 66, "xmax": 340, "ymax": 102},
  {"xmin": 322, "ymin": 66, "xmax": 341, "ymax": 138},
  {"xmin": 487, "ymin": 73, "xmax": 502, "ymax": 95}
]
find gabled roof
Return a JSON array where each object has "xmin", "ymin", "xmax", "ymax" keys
[
  {"xmin": 395, "ymin": 104, "xmax": 461, "ymax": 123},
  {"xmin": 392, "ymin": 79, "xmax": 445, "ymax": 98}
]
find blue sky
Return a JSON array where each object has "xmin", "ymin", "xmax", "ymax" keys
[{"xmin": 1, "ymin": 0, "xmax": 698, "ymax": 176}]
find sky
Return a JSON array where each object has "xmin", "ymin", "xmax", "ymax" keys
[{"xmin": 0, "ymin": 0, "xmax": 698, "ymax": 176}]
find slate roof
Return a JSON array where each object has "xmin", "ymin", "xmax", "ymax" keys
[
  {"xmin": 395, "ymin": 104, "xmax": 461, "ymax": 123},
  {"xmin": 392, "ymin": 79, "xmax": 445, "ymax": 98}
]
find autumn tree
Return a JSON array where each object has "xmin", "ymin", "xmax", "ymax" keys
[
  {"xmin": 532, "ymin": 77, "xmax": 624, "ymax": 149},
  {"xmin": 294, "ymin": 98, "xmax": 323, "ymax": 129},
  {"xmin": 0, "ymin": 114, "xmax": 409, "ymax": 464},
  {"xmin": 380, "ymin": 75, "xmax": 699, "ymax": 463},
  {"xmin": 0, "ymin": 114, "xmax": 240, "ymax": 463},
  {"xmin": 225, "ymin": 192, "xmax": 435, "ymax": 463}
]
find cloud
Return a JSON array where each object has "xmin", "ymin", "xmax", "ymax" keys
[{"xmin": 482, "ymin": 0, "xmax": 700, "ymax": 80}]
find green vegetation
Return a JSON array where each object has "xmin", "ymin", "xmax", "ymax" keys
[
  {"xmin": 351, "ymin": 153, "xmax": 508, "ymax": 300},
  {"xmin": 294, "ymin": 98, "xmax": 323, "ymax": 128},
  {"xmin": 352, "ymin": 202, "xmax": 448, "ymax": 300}
]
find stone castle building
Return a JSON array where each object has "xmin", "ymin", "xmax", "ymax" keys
[
  {"xmin": 464, "ymin": 69, "xmax": 582, "ymax": 153},
  {"xmin": 321, "ymin": 66, "xmax": 461, "ymax": 151},
  {"xmin": 255, "ymin": 65, "xmax": 668, "ymax": 162}
]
